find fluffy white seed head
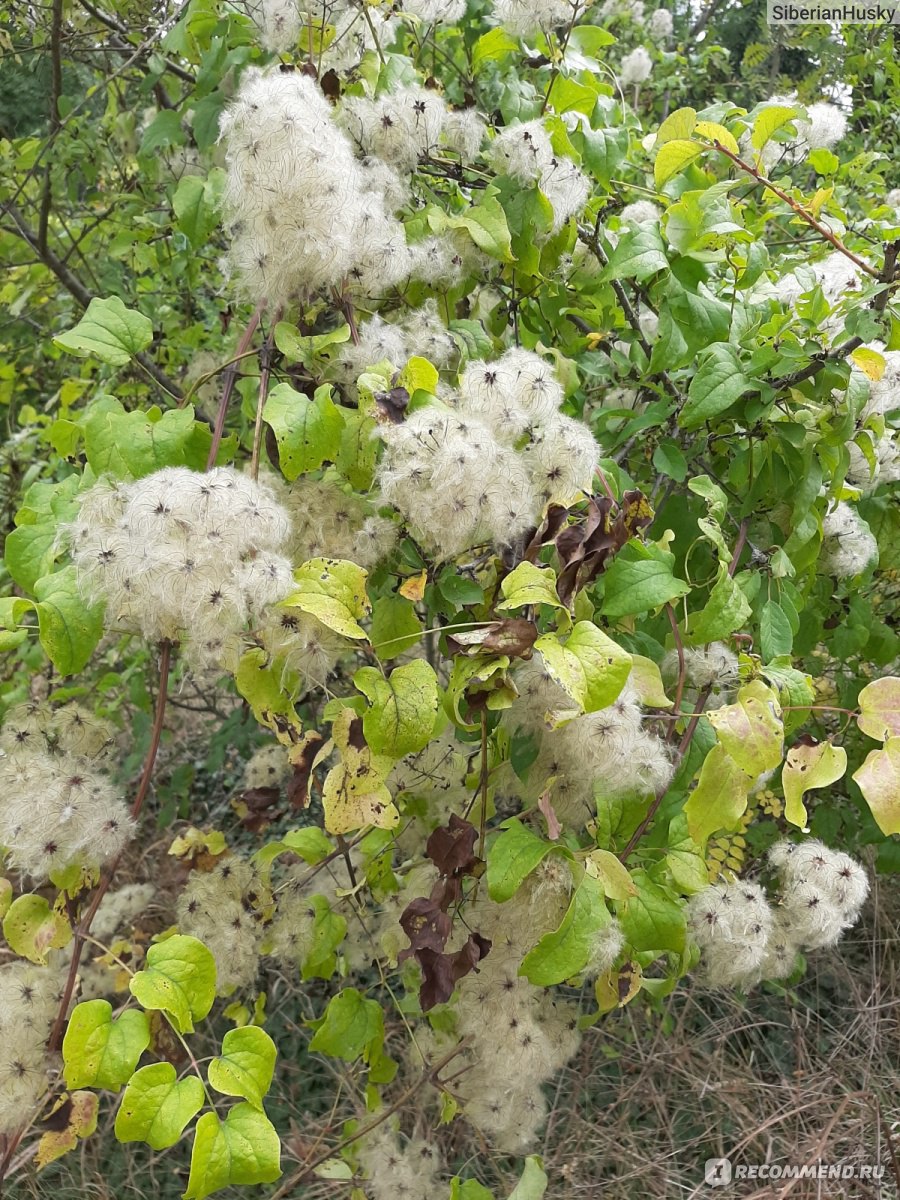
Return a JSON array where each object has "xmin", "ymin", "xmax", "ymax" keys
[
  {"xmin": 620, "ymin": 46, "xmax": 653, "ymax": 86},
  {"xmin": 820, "ymin": 502, "xmax": 878, "ymax": 578}
]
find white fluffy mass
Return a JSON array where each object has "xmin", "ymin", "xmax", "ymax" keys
[
  {"xmin": 820, "ymin": 501, "xmax": 878, "ymax": 578},
  {"xmin": 688, "ymin": 840, "xmax": 868, "ymax": 989},
  {"xmin": 487, "ymin": 119, "xmax": 590, "ymax": 233},
  {"xmin": 619, "ymin": 45, "xmax": 653, "ymax": 86},
  {"xmin": 0, "ymin": 702, "xmax": 131, "ymax": 880},
  {"xmin": 376, "ymin": 349, "xmax": 599, "ymax": 557},
  {"xmin": 219, "ymin": 68, "xmax": 411, "ymax": 304}
]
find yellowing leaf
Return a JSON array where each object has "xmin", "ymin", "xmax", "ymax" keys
[
  {"xmin": 280, "ymin": 558, "xmax": 370, "ymax": 640},
  {"xmin": 63, "ymin": 1000, "xmax": 151, "ymax": 1091},
  {"xmin": 184, "ymin": 1105, "xmax": 281, "ymax": 1199},
  {"xmin": 656, "ymin": 107, "xmax": 697, "ymax": 144},
  {"xmin": 534, "ymin": 623, "xmax": 632, "ymax": 716},
  {"xmin": 399, "ymin": 570, "xmax": 427, "ymax": 602},
  {"xmin": 850, "ymin": 347, "xmax": 886, "ymax": 382},
  {"xmin": 852, "ymin": 737, "xmax": 900, "ymax": 836},
  {"xmin": 584, "ymin": 849, "xmax": 637, "ymax": 900},
  {"xmin": 694, "ymin": 120, "xmax": 739, "ymax": 154},
  {"xmin": 654, "ymin": 139, "xmax": 704, "ymax": 188},
  {"xmin": 684, "ymin": 744, "xmax": 754, "ymax": 844},
  {"xmin": 781, "ymin": 740, "xmax": 847, "ymax": 828},
  {"xmin": 594, "ymin": 960, "xmax": 642, "ymax": 1013},
  {"xmin": 34, "ymin": 1092, "xmax": 98, "ymax": 1169},
  {"xmin": 706, "ymin": 680, "xmax": 784, "ymax": 775},
  {"xmin": 627, "ymin": 655, "xmax": 673, "ymax": 708},
  {"xmin": 498, "ymin": 562, "xmax": 567, "ymax": 617},
  {"xmin": 321, "ymin": 707, "xmax": 399, "ymax": 835},
  {"xmin": 3, "ymin": 893, "xmax": 72, "ymax": 964},
  {"xmin": 857, "ymin": 676, "xmax": 900, "ymax": 741}
]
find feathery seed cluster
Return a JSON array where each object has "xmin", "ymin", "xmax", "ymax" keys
[
  {"xmin": 820, "ymin": 502, "xmax": 878, "ymax": 578},
  {"xmin": 377, "ymin": 350, "xmax": 599, "ymax": 557},
  {"xmin": 619, "ymin": 46, "xmax": 653, "ymax": 86},
  {"xmin": 0, "ymin": 962, "xmax": 62, "ymax": 1134},
  {"xmin": 507, "ymin": 659, "xmax": 673, "ymax": 830},
  {"xmin": 487, "ymin": 120, "xmax": 590, "ymax": 233},
  {"xmin": 176, "ymin": 857, "xmax": 269, "ymax": 992},
  {"xmin": 688, "ymin": 840, "xmax": 868, "ymax": 988},
  {"xmin": 0, "ymin": 702, "xmax": 131, "ymax": 880},
  {"xmin": 70, "ymin": 466, "xmax": 302, "ymax": 674},
  {"xmin": 220, "ymin": 69, "xmax": 410, "ymax": 305}
]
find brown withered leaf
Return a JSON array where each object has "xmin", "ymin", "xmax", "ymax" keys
[
  {"xmin": 233, "ymin": 786, "xmax": 281, "ymax": 834},
  {"xmin": 374, "ymin": 387, "xmax": 410, "ymax": 424},
  {"xmin": 556, "ymin": 489, "xmax": 654, "ymax": 605},
  {"xmin": 286, "ymin": 731, "xmax": 323, "ymax": 810},
  {"xmin": 320, "ymin": 68, "xmax": 341, "ymax": 101},
  {"xmin": 447, "ymin": 618, "xmax": 538, "ymax": 660},
  {"xmin": 426, "ymin": 813, "xmax": 480, "ymax": 878},
  {"xmin": 523, "ymin": 504, "xmax": 570, "ymax": 563},
  {"xmin": 418, "ymin": 933, "xmax": 492, "ymax": 1010},
  {"xmin": 398, "ymin": 896, "xmax": 452, "ymax": 962}
]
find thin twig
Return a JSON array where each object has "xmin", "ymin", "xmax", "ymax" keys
[
  {"xmin": 206, "ymin": 305, "xmax": 264, "ymax": 470},
  {"xmin": 711, "ymin": 141, "xmax": 879, "ymax": 278},
  {"xmin": 47, "ymin": 640, "xmax": 173, "ymax": 1053},
  {"xmin": 267, "ymin": 1040, "xmax": 470, "ymax": 1200}
]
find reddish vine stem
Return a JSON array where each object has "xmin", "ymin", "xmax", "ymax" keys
[
  {"xmin": 206, "ymin": 304, "xmax": 264, "ymax": 470},
  {"xmin": 47, "ymin": 640, "xmax": 172, "ymax": 1054},
  {"xmin": 711, "ymin": 141, "xmax": 880, "ymax": 279},
  {"xmin": 619, "ymin": 521, "xmax": 748, "ymax": 862}
]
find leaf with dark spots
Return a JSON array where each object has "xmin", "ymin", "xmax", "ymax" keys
[
  {"xmin": 446, "ymin": 619, "xmax": 537, "ymax": 660},
  {"xmin": 426, "ymin": 814, "xmax": 480, "ymax": 878},
  {"xmin": 286, "ymin": 731, "xmax": 324, "ymax": 810}
]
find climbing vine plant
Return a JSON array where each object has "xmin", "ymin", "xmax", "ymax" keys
[{"xmin": 1, "ymin": 0, "xmax": 900, "ymax": 1196}]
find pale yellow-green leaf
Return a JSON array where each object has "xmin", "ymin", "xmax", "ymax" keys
[
  {"xmin": 584, "ymin": 849, "xmax": 636, "ymax": 900},
  {"xmin": 694, "ymin": 120, "xmax": 739, "ymax": 154},
  {"xmin": 782, "ymin": 740, "xmax": 847, "ymax": 828},
  {"xmin": 3, "ymin": 893, "xmax": 72, "ymax": 964},
  {"xmin": 705, "ymin": 679, "xmax": 784, "ymax": 775},
  {"xmin": 628, "ymin": 654, "xmax": 673, "ymax": 708},
  {"xmin": 654, "ymin": 139, "xmax": 704, "ymax": 188},
  {"xmin": 534, "ymin": 623, "xmax": 632, "ymax": 716},
  {"xmin": 857, "ymin": 676, "xmax": 900, "ymax": 741},
  {"xmin": 849, "ymin": 347, "xmax": 886, "ymax": 382},
  {"xmin": 656, "ymin": 107, "xmax": 697, "ymax": 144},
  {"xmin": 684, "ymin": 744, "xmax": 754, "ymax": 844},
  {"xmin": 852, "ymin": 737, "xmax": 900, "ymax": 836},
  {"xmin": 751, "ymin": 104, "xmax": 799, "ymax": 152},
  {"xmin": 498, "ymin": 562, "xmax": 567, "ymax": 617}
]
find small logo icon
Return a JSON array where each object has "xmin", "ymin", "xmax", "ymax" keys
[{"xmin": 705, "ymin": 1158, "xmax": 732, "ymax": 1187}]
